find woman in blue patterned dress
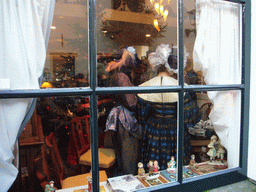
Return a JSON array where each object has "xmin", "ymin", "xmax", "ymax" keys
[{"xmin": 137, "ymin": 44, "xmax": 200, "ymax": 170}]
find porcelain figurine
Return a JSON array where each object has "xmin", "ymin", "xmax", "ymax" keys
[
  {"xmin": 167, "ymin": 156, "xmax": 176, "ymax": 173},
  {"xmin": 87, "ymin": 176, "xmax": 92, "ymax": 192},
  {"xmin": 153, "ymin": 160, "xmax": 160, "ymax": 173},
  {"xmin": 45, "ymin": 184, "xmax": 51, "ymax": 192},
  {"xmin": 49, "ymin": 181, "xmax": 57, "ymax": 191},
  {"xmin": 189, "ymin": 154, "xmax": 197, "ymax": 169},
  {"xmin": 216, "ymin": 141, "xmax": 226, "ymax": 163},
  {"xmin": 148, "ymin": 160, "xmax": 154, "ymax": 176},
  {"xmin": 207, "ymin": 135, "xmax": 218, "ymax": 162},
  {"xmin": 138, "ymin": 162, "xmax": 145, "ymax": 177}
]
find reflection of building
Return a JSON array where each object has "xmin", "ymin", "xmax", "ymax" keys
[{"xmin": 50, "ymin": 53, "xmax": 77, "ymax": 86}]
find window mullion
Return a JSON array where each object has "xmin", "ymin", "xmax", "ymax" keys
[
  {"xmin": 239, "ymin": 2, "xmax": 250, "ymax": 176},
  {"xmin": 88, "ymin": 0, "xmax": 99, "ymax": 191},
  {"xmin": 177, "ymin": 0, "xmax": 184, "ymax": 184}
]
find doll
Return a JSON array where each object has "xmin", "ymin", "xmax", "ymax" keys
[
  {"xmin": 167, "ymin": 156, "xmax": 176, "ymax": 173},
  {"xmin": 216, "ymin": 141, "xmax": 226, "ymax": 163},
  {"xmin": 48, "ymin": 181, "xmax": 57, "ymax": 192},
  {"xmin": 45, "ymin": 184, "xmax": 51, "ymax": 192},
  {"xmin": 189, "ymin": 154, "xmax": 197, "ymax": 169},
  {"xmin": 148, "ymin": 160, "xmax": 154, "ymax": 176},
  {"xmin": 153, "ymin": 160, "xmax": 160, "ymax": 173},
  {"xmin": 207, "ymin": 135, "xmax": 218, "ymax": 162},
  {"xmin": 138, "ymin": 162, "xmax": 145, "ymax": 176}
]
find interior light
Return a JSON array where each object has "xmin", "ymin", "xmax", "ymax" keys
[
  {"xmin": 41, "ymin": 82, "xmax": 53, "ymax": 88},
  {"xmin": 155, "ymin": 3, "xmax": 160, "ymax": 14},
  {"xmin": 154, "ymin": 19, "xmax": 160, "ymax": 31},
  {"xmin": 146, "ymin": 34, "xmax": 151, "ymax": 37},
  {"xmin": 51, "ymin": 26, "xmax": 56, "ymax": 30},
  {"xmin": 160, "ymin": 5, "xmax": 164, "ymax": 15},
  {"xmin": 163, "ymin": 10, "xmax": 168, "ymax": 21}
]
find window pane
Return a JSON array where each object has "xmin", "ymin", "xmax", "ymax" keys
[
  {"xmin": 103, "ymin": 91, "xmax": 178, "ymax": 186},
  {"xmin": 96, "ymin": 0, "xmax": 178, "ymax": 87},
  {"xmin": 183, "ymin": 90, "xmax": 241, "ymax": 180},
  {"xmin": 184, "ymin": 0, "xmax": 242, "ymax": 85},
  {"xmin": 35, "ymin": 95, "xmax": 91, "ymax": 188},
  {"xmin": 44, "ymin": 1, "xmax": 89, "ymax": 89}
]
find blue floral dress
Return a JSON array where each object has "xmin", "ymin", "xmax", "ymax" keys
[{"xmin": 137, "ymin": 92, "xmax": 200, "ymax": 170}]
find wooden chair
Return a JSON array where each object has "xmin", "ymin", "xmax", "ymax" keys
[
  {"xmin": 70, "ymin": 115, "xmax": 116, "ymax": 175},
  {"xmin": 44, "ymin": 132, "xmax": 108, "ymax": 189}
]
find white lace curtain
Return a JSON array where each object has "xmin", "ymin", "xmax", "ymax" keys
[
  {"xmin": 193, "ymin": 0, "xmax": 242, "ymax": 168},
  {"xmin": 0, "ymin": 1, "xmax": 55, "ymax": 191}
]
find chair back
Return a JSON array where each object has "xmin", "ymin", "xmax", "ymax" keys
[
  {"xmin": 45, "ymin": 132, "xmax": 65, "ymax": 189},
  {"xmin": 70, "ymin": 115, "xmax": 90, "ymax": 162}
]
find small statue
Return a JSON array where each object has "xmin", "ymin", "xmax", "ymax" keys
[
  {"xmin": 207, "ymin": 135, "xmax": 218, "ymax": 162},
  {"xmin": 87, "ymin": 176, "xmax": 92, "ymax": 192},
  {"xmin": 147, "ymin": 160, "xmax": 154, "ymax": 176},
  {"xmin": 167, "ymin": 156, "xmax": 176, "ymax": 173},
  {"xmin": 153, "ymin": 160, "xmax": 160, "ymax": 173},
  {"xmin": 216, "ymin": 141, "xmax": 226, "ymax": 163},
  {"xmin": 45, "ymin": 184, "xmax": 51, "ymax": 192},
  {"xmin": 49, "ymin": 181, "xmax": 57, "ymax": 192},
  {"xmin": 138, "ymin": 162, "xmax": 145, "ymax": 177},
  {"xmin": 87, "ymin": 170, "xmax": 93, "ymax": 192},
  {"xmin": 189, "ymin": 154, "xmax": 197, "ymax": 169}
]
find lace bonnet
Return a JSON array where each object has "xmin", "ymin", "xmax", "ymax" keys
[{"xmin": 148, "ymin": 44, "xmax": 188, "ymax": 74}]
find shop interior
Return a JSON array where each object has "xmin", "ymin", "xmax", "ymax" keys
[{"xmin": 17, "ymin": 0, "xmax": 242, "ymax": 191}]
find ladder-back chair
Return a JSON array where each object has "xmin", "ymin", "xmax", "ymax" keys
[
  {"xmin": 45, "ymin": 132, "xmax": 108, "ymax": 189},
  {"xmin": 70, "ymin": 115, "xmax": 116, "ymax": 175}
]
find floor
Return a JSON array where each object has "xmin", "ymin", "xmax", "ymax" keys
[{"xmin": 206, "ymin": 179, "xmax": 256, "ymax": 192}]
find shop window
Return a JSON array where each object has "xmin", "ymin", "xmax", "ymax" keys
[{"xmin": 0, "ymin": 0, "xmax": 248, "ymax": 191}]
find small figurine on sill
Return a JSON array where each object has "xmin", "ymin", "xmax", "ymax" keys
[
  {"xmin": 148, "ymin": 160, "xmax": 154, "ymax": 176},
  {"xmin": 138, "ymin": 162, "xmax": 145, "ymax": 177},
  {"xmin": 216, "ymin": 141, "xmax": 226, "ymax": 163},
  {"xmin": 45, "ymin": 184, "xmax": 51, "ymax": 192},
  {"xmin": 153, "ymin": 160, "xmax": 160, "ymax": 173},
  {"xmin": 189, "ymin": 154, "xmax": 197, "ymax": 169},
  {"xmin": 87, "ymin": 176, "xmax": 92, "ymax": 192},
  {"xmin": 49, "ymin": 181, "xmax": 57, "ymax": 191},
  {"xmin": 207, "ymin": 135, "xmax": 218, "ymax": 162},
  {"xmin": 167, "ymin": 156, "xmax": 176, "ymax": 173}
]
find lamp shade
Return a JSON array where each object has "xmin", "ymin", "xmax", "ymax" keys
[{"xmin": 41, "ymin": 82, "xmax": 53, "ymax": 88}]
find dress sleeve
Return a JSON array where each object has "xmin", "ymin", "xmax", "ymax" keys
[{"xmin": 110, "ymin": 72, "xmax": 137, "ymax": 111}]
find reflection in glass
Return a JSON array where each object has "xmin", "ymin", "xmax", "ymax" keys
[
  {"xmin": 184, "ymin": 90, "xmax": 241, "ymax": 179},
  {"xmin": 137, "ymin": 91, "xmax": 178, "ymax": 172},
  {"xmin": 97, "ymin": 0, "xmax": 178, "ymax": 87},
  {"xmin": 44, "ymin": 1, "xmax": 89, "ymax": 88},
  {"xmin": 105, "ymin": 91, "xmax": 141, "ymax": 176},
  {"xmin": 187, "ymin": 0, "xmax": 242, "ymax": 85},
  {"xmin": 37, "ymin": 95, "xmax": 90, "ymax": 160}
]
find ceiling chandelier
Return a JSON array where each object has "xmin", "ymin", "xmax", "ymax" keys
[{"xmin": 146, "ymin": 0, "xmax": 170, "ymax": 31}]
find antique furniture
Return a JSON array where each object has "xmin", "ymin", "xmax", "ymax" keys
[
  {"xmin": 19, "ymin": 108, "xmax": 45, "ymax": 192},
  {"xmin": 70, "ymin": 115, "xmax": 116, "ymax": 175},
  {"xmin": 45, "ymin": 132, "xmax": 108, "ymax": 189}
]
